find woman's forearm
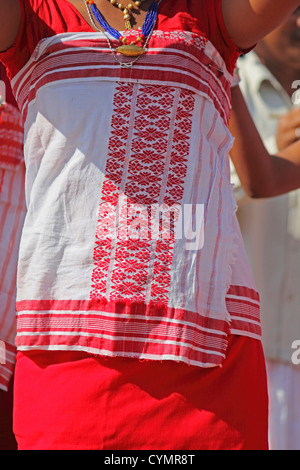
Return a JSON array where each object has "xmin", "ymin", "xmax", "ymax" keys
[
  {"xmin": 0, "ymin": 0, "xmax": 21, "ymax": 52},
  {"xmin": 229, "ymin": 85, "xmax": 300, "ymax": 198},
  {"xmin": 272, "ymin": 143, "xmax": 300, "ymax": 197}
]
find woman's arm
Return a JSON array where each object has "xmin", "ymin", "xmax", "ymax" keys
[
  {"xmin": 229, "ymin": 85, "xmax": 300, "ymax": 198},
  {"xmin": 0, "ymin": 0, "xmax": 21, "ymax": 52},
  {"xmin": 222, "ymin": 0, "xmax": 300, "ymax": 50},
  {"xmin": 1, "ymin": 0, "xmax": 299, "ymax": 53}
]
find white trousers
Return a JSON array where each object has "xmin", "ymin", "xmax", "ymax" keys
[{"xmin": 267, "ymin": 360, "xmax": 300, "ymax": 450}]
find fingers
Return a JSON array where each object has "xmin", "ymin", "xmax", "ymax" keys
[{"xmin": 276, "ymin": 108, "xmax": 300, "ymax": 150}]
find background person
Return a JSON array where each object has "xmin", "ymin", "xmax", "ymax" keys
[{"xmin": 230, "ymin": 7, "xmax": 300, "ymax": 450}]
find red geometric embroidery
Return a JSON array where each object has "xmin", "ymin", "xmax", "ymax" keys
[
  {"xmin": 0, "ymin": 103, "xmax": 23, "ymax": 171},
  {"xmin": 90, "ymin": 83, "xmax": 195, "ymax": 307},
  {"xmin": 90, "ymin": 83, "xmax": 133, "ymax": 300},
  {"xmin": 149, "ymin": 89, "xmax": 194, "ymax": 303}
]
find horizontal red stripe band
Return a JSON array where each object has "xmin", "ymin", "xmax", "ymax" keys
[
  {"xmin": 16, "ymin": 299, "xmax": 231, "ymax": 335},
  {"xmin": 15, "ymin": 40, "xmax": 231, "ymax": 124},
  {"xmin": 227, "ymin": 285, "xmax": 260, "ymax": 301},
  {"xmin": 230, "ymin": 319, "xmax": 262, "ymax": 336},
  {"xmin": 15, "ymin": 333, "xmax": 226, "ymax": 365},
  {"xmin": 13, "ymin": 34, "xmax": 230, "ymax": 93},
  {"xmin": 16, "ymin": 313, "xmax": 227, "ymax": 344},
  {"xmin": 16, "ymin": 329, "xmax": 226, "ymax": 354}
]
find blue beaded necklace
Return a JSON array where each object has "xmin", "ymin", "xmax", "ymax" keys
[{"xmin": 84, "ymin": 0, "xmax": 160, "ymax": 60}]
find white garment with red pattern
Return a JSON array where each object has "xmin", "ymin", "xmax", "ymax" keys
[{"xmin": 12, "ymin": 31, "xmax": 260, "ymax": 367}]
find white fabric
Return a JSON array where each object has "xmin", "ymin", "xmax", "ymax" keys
[{"xmin": 11, "ymin": 32, "xmax": 260, "ymax": 367}]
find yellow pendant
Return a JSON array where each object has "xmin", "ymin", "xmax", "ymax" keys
[{"xmin": 116, "ymin": 45, "xmax": 146, "ymax": 56}]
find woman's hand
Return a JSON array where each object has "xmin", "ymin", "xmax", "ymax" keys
[
  {"xmin": 276, "ymin": 108, "xmax": 300, "ymax": 151},
  {"xmin": 229, "ymin": 85, "xmax": 300, "ymax": 198}
]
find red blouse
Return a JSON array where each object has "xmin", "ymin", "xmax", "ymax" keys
[{"xmin": 1, "ymin": 0, "xmax": 241, "ymax": 78}]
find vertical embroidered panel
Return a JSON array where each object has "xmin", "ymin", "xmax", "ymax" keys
[
  {"xmin": 90, "ymin": 83, "xmax": 195, "ymax": 307},
  {"xmin": 148, "ymin": 89, "xmax": 195, "ymax": 304},
  {"xmin": 90, "ymin": 82, "xmax": 134, "ymax": 300}
]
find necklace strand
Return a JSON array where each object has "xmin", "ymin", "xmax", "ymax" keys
[
  {"xmin": 106, "ymin": 0, "xmax": 145, "ymax": 31},
  {"xmin": 83, "ymin": 0, "xmax": 161, "ymax": 67}
]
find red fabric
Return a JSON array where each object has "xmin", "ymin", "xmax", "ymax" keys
[
  {"xmin": 13, "ymin": 335, "xmax": 269, "ymax": 450},
  {"xmin": 0, "ymin": 0, "xmax": 242, "ymax": 79}
]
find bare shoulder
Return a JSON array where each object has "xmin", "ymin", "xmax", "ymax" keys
[
  {"xmin": 0, "ymin": 0, "xmax": 21, "ymax": 52},
  {"xmin": 222, "ymin": 0, "xmax": 300, "ymax": 50}
]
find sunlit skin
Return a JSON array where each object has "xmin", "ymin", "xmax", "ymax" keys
[
  {"xmin": 252, "ymin": 8, "xmax": 300, "ymax": 150},
  {"xmin": 255, "ymin": 7, "xmax": 300, "ymax": 97},
  {"xmin": 1, "ymin": 0, "xmax": 300, "ymax": 51},
  {"xmin": 68, "ymin": 0, "xmax": 153, "ymax": 32}
]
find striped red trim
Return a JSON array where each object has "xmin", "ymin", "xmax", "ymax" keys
[
  {"xmin": 15, "ymin": 332, "xmax": 227, "ymax": 366},
  {"xmin": 15, "ymin": 285, "xmax": 261, "ymax": 366},
  {"xmin": 227, "ymin": 284, "xmax": 260, "ymax": 301},
  {"xmin": 15, "ymin": 299, "xmax": 231, "ymax": 366},
  {"xmin": 226, "ymin": 286, "xmax": 261, "ymax": 337},
  {"xmin": 13, "ymin": 33, "xmax": 232, "ymax": 125},
  {"xmin": 16, "ymin": 298, "xmax": 228, "ymax": 331},
  {"xmin": 226, "ymin": 299, "xmax": 260, "ymax": 321},
  {"xmin": 16, "ymin": 314, "xmax": 227, "ymax": 352},
  {"xmin": 0, "ymin": 102, "xmax": 23, "ymax": 170}
]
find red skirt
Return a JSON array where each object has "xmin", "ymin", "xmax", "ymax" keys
[{"xmin": 13, "ymin": 335, "xmax": 268, "ymax": 450}]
